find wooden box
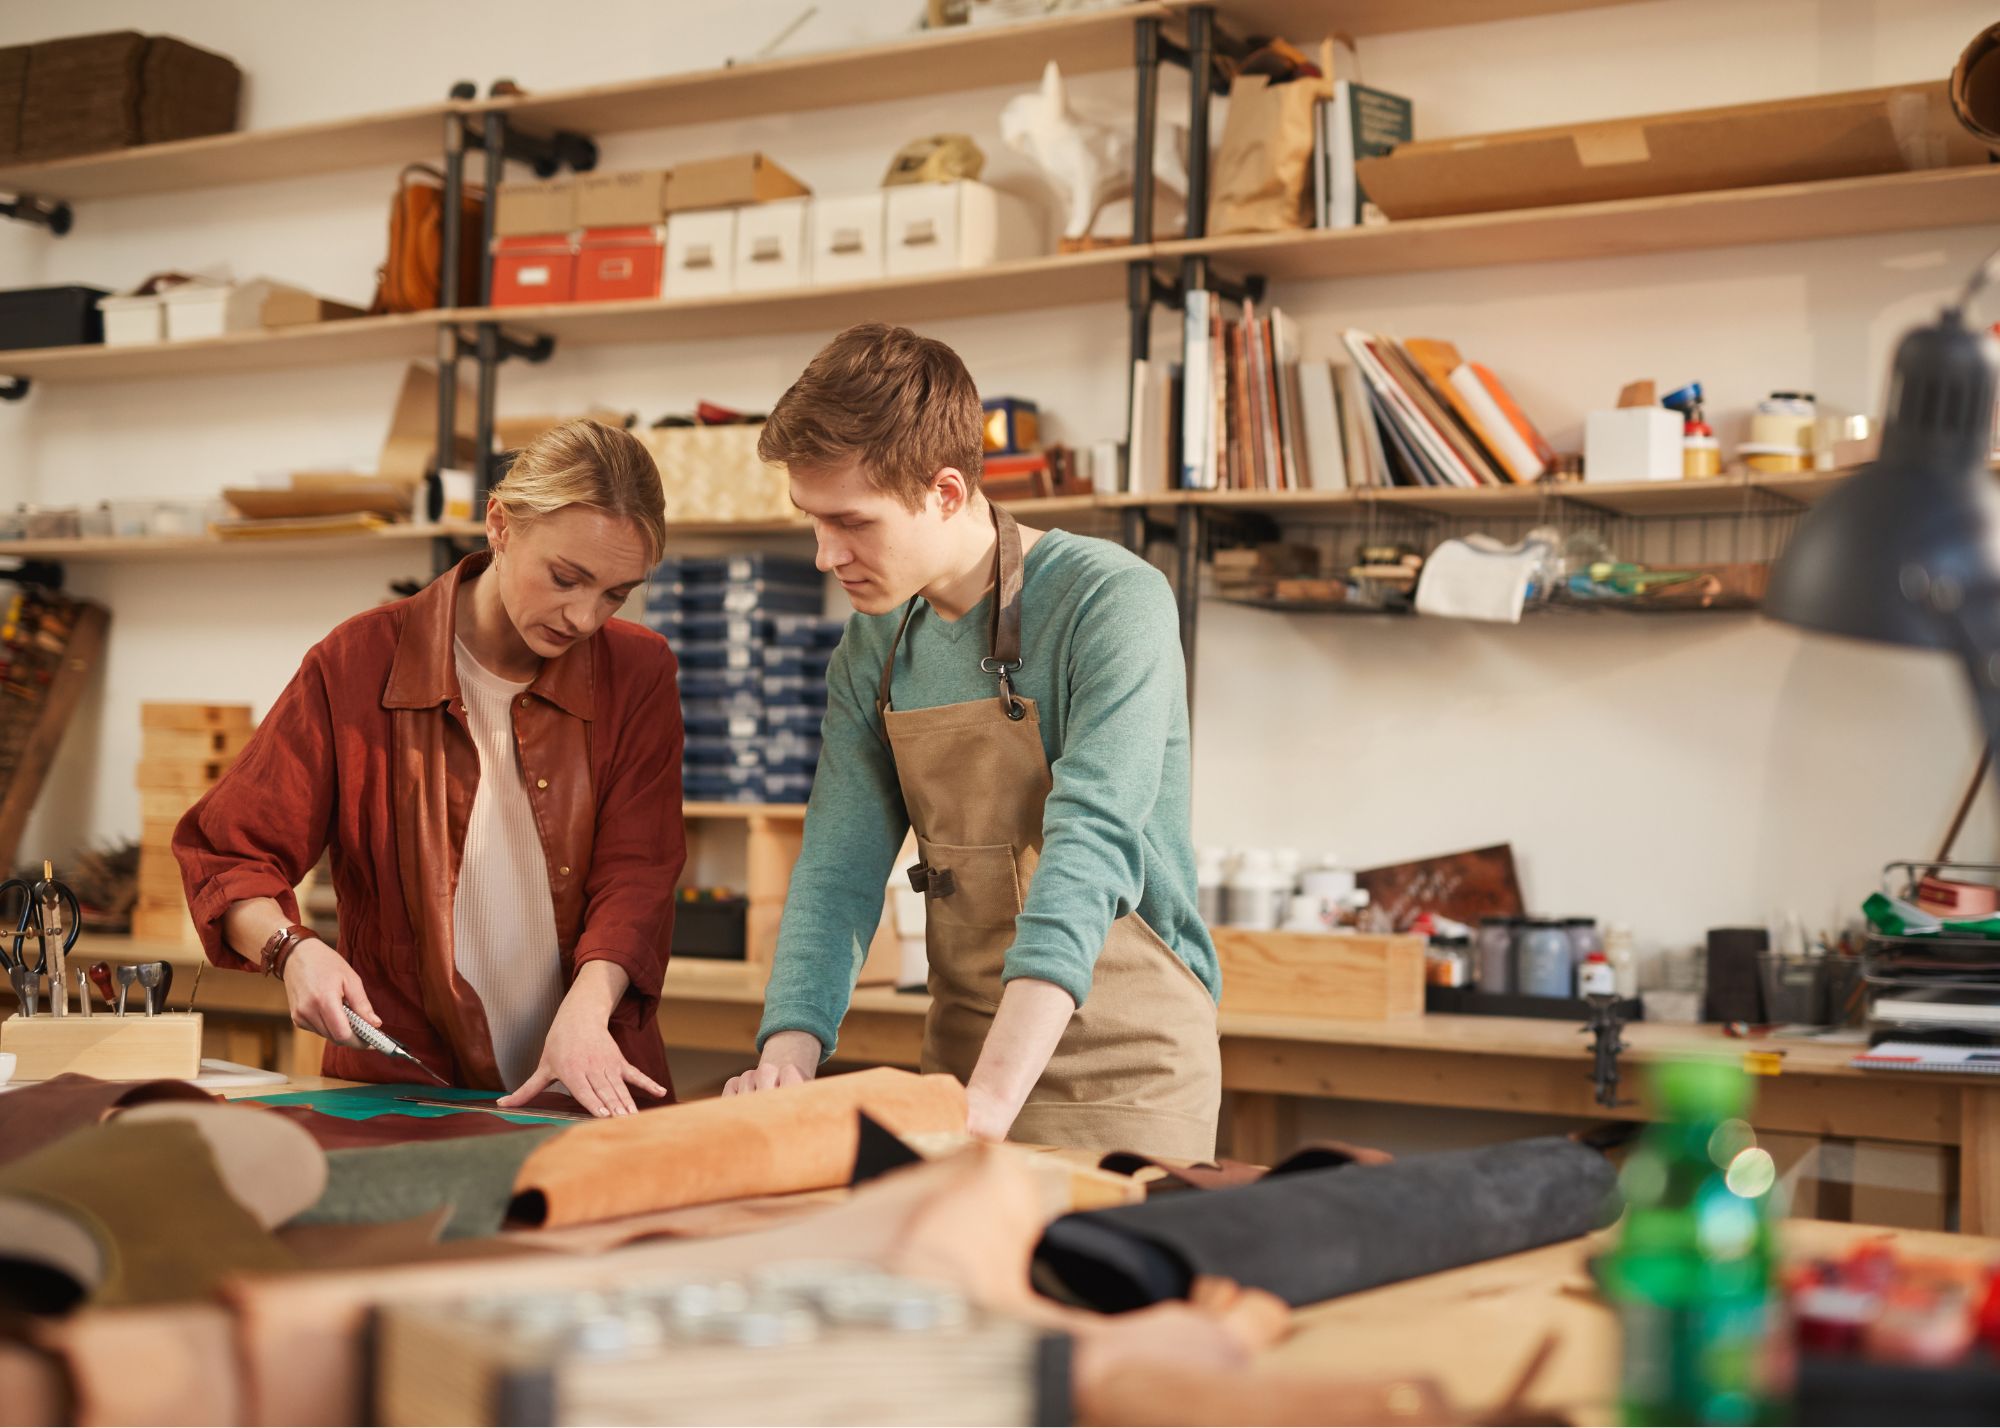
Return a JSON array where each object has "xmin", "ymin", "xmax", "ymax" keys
[
  {"xmin": 0, "ymin": 1011, "xmax": 202, "ymax": 1080},
  {"xmin": 1214, "ymin": 928, "xmax": 1426, "ymax": 1020}
]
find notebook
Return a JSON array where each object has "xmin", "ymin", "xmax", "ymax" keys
[{"xmin": 1853, "ymin": 1040, "xmax": 2000, "ymax": 1074}]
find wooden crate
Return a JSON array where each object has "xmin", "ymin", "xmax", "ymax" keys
[
  {"xmin": 140, "ymin": 727, "xmax": 253, "ymax": 765},
  {"xmin": 135, "ymin": 758, "xmax": 232, "ymax": 791},
  {"xmin": 1214, "ymin": 928, "xmax": 1426, "ymax": 1020},
  {"xmin": 141, "ymin": 703, "xmax": 253, "ymax": 733}
]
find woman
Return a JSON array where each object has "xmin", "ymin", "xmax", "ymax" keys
[{"xmin": 174, "ymin": 419, "xmax": 684, "ymax": 1117}]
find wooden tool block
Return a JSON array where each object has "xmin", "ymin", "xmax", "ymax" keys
[
  {"xmin": 1, "ymin": 1011, "xmax": 203, "ymax": 1080},
  {"xmin": 141, "ymin": 702, "xmax": 252, "ymax": 733},
  {"xmin": 1214, "ymin": 928, "xmax": 1426, "ymax": 1019}
]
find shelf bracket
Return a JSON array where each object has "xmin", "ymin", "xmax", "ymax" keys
[
  {"xmin": 493, "ymin": 330, "xmax": 554, "ymax": 365},
  {"xmin": 460, "ymin": 113, "xmax": 597, "ymax": 179},
  {"xmin": 0, "ymin": 559, "xmax": 67, "ymax": 589},
  {"xmin": 0, "ymin": 377, "xmax": 30, "ymax": 402},
  {"xmin": 0, "ymin": 194, "xmax": 72, "ymax": 237}
]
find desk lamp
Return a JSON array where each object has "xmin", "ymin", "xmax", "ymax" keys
[{"xmin": 1765, "ymin": 247, "xmax": 2000, "ymax": 751}]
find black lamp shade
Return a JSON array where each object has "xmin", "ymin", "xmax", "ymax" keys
[{"xmin": 1765, "ymin": 315, "xmax": 2000, "ymax": 650}]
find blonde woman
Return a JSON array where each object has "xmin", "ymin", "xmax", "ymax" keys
[{"xmin": 174, "ymin": 419, "xmax": 684, "ymax": 1117}]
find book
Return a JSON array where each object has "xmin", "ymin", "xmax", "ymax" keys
[
  {"xmin": 1404, "ymin": 337, "xmax": 1526, "ymax": 483},
  {"xmin": 1321, "ymin": 80, "xmax": 1414, "ymax": 229},
  {"xmin": 1342, "ymin": 329, "xmax": 1477, "ymax": 487},
  {"xmin": 1854, "ymin": 1039, "xmax": 2000, "ymax": 1074},
  {"xmin": 1181, "ymin": 289, "xmax": 1214, "ymax": 490},
  {"xmin": 1295, "ymin": 360, "xmax": 1347, "ymax": 490},
  {"xmin": 1376, "ymin": 338, "xmax": 1502, "ymax": 486},
  {"xmin": 1126, "ymin": 357, "xmax": 1150, "ymax": 495},
  {"xmin": 1449, "ymin": 363, "xmax": 1554, "ymax": 481},
  {"xmin": 1265, "ymin": 310, "xmax": 1295, "ymax": 490},
  {"xmin": 1332, "ymin": 359, "xmax": 1382, "ymax": 487}
]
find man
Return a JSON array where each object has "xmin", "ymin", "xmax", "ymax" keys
[{"xmin": 722, "ymin": 323, "xmax": 1220, "ymax": 1161}]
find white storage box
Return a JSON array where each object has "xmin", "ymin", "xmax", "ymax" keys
[
  {"xmin": 733, "ymin": 198, "xmax": 810, "ymax": 293},
  {"xmin": 1584, "ymin": 407, "xmax": 1683, "ymax": 483},
  {"xmin": 883, "ymin": 180, "xmax": 1040, "ymax": 278},
  {"xmin": 664, "ymin": 210, "xmax": 737, "ymax": 299},
  {"xmin": 809, "ymin": 193, "xmax": 886, "ymax": 286},
  {"xmin": 98, "ymin": 292, "xmax": 167, "ymax": 346},
  {"xmin": 161, "ymin": 280, "xmax": 334, "ymax": 342}
]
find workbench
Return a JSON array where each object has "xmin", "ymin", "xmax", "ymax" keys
[
  {"xmin": 38, "ymin": 942, "xmax": 2000, "ymax": 1233},
  {"xmin": 654, "ymin": 960, "xmax": 2000, "ymax": 1235}
]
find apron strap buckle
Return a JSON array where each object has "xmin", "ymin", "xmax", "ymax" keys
[
  {"xmin": 906, "ymin": 862, "xmax": 956, "ymax": 898},
  {"xmin": 980, "ymin": 658, "xmax": 1027, "ymax": 722}
]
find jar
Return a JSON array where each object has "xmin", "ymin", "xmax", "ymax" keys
[
  {"xmin": 1195, "ymin": 848, "xmax": 1229, "ymax": 927},
  {"xmin": 1564, "ymin": 918, "xmax": 1602, "ymax": 978},
  {"xmin": 1517, "ymin": 919, "xmax": 1575, "ymax": 999},
  {"xmin": 1224, "ymin": 849, "xmax": 1291, "ymax": 931},
  {"xmin": 1428, "ymin": 935, "xmax": 1471, "ymax": 988},
  {"xmin": 1282, "ymin": 893, "xmax": 1327, "ymax": 933},
  {"xmin": 1476, "ymin": 916, "xmax": 1517, "ymax": 993},
  {"xmin": 1603, "ymin": 924, "xmax": 1639, "ymax": 999}
]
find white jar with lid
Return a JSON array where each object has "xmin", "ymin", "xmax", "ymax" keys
[
  {"xmin": 1225, "ymin": 849, "xmax": 1291, "ymax": 930},
  {"xmin": 1195, "ymin": 847, "xmax": 1230, "ymax": 927}
]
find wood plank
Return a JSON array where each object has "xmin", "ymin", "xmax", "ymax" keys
[
  {"xmin": 444, "ymin": 247, "xmax": 1139, "ymax": 347},
  {"xmin": 0, "ymin": 313, "xmax": 442, "ymax": 384},
  {"xmin": 479, "ymin": 7, "xmax": 1167, "ymax": 138},
  {"xmin": 683, "ymin": 802, "xmax": 810, "ymax": 822},
  {"xmin": 1221, "ymin": 0, "xmax": 1652, "ymax": 40},
  {"xmin": 1175, "ymin": 167, "xmax": 2000, "ymax": 284},
  {"xmin": 0, "ymin": 522, "xmax": 481, "ymax": 564},
  {"xmin": 1213, "ymin": 928, "xmax": 1426, "ymax": 1019},
  {"xmin": 1959, "ymin": 1086, "xmax": 2000, "ymax": 1236},
  {"xmin": 0, "ymin": 101, "xmax": 457, "ymax": 202}
]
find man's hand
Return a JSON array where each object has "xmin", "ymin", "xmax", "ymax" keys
[
  {"xmin": 282, "ymin": 941, "xmax": 377, "ymax": 1047},
  {"xmin": 499, "ymin": 960, "xmax": 665, "ymax": 1117},
  {"xmin": 722, "ymin": 1029, "xmax": 821, "ymax": 1096}
]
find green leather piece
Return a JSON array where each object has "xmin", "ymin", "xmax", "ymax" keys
[
  {"xmin": 291, "ymin": 1126, "xmax": 565, "ymax": 1241},
  {"xmin": 248, "ymin": 1084, "xmax": 558, "ymax": 1126}
]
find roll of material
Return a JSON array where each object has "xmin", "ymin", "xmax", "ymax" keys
[
  {"xmin": 1953, "ymin": 24, "xmax": 2000, "ymax": 151},
  {"xmin": 1033, "ymin": 1135, "xmax": 1616, "ymax": 1312}
]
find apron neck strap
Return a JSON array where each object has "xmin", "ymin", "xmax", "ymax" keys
[{"xmin": 875, "ymin": 501, "xmax": 1027, "ymax": 721}]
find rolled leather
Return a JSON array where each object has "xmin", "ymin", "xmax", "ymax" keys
[{"xmin": 1035, "ymin": 1135, "xmax": 1616, "ymax": 1311}]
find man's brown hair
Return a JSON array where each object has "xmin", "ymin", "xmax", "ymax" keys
[{"xmin": 758, "ymin": 323, "xmax": 983, "ymax": 510}]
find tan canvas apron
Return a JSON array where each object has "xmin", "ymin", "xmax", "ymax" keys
[{"xmin": 876, "ymin": 506, "xmax": 1221, "ymax": 1162}]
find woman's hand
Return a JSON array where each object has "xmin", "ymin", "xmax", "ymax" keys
[
  {"xmin": 500, "ymin": 962, "xmax": 666, "ymax": 1117},
  {"xmin": 721, "ymin": 1030, "xmax": 820, "ymax": 1096},
  {"xmin": 282, "ymin": 940, "xmax": 379, "ymax": 1047}
]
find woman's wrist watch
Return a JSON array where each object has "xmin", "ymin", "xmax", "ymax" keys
[{"xmin": 258, "ymin": 922, "xmax": 319, "ymax": 979}]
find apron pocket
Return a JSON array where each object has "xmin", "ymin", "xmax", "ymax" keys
[{"xmin": 913, "ymin": 839, "xmax": 1025, "ymax": 931}]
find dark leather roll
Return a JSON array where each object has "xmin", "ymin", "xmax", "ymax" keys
[{"xmin": 1034, "ymin": 1135, "xmax": 1616, "ymax": 1311}]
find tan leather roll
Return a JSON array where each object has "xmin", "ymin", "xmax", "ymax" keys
[{"xmin": 508, "ymin": 1067, "xmax": 967, "ymax": 1228}]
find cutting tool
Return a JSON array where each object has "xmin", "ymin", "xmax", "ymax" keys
[{"xmin": 345, "ymin": 1006, "xmax": 450, "ymax": 1086}]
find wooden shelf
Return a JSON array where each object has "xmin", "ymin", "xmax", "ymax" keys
[
  {"xmin": 0, "ymin": 522, "xmax": 481, "ymax": 564},
  {"xmin": 1169, "ymin": 474, "xmax": 1845, "ymax": 521},
  {"xmin": 0, "ymin": 101, "xmax": 458, "ymax": 203},
  {"xmin": 683, "ymin": 802, "xmax": 809, "ymax": 821},
  {"xmin": 1214, "ymin": 0, "xmax": 1652, "ymax": 39},
  {"xmin": 447, "ymin": 246, "xmax": 1140, "ymax": 347},
  {"xmin": 479, "ymin": 6, "xmax": 1166, "ymax": 138},
  {"xmin": 1177, "ymin": 167, "xmax": 2000, "ymax": 285},
  {"xmin": 0, "ymin": 314, "xmax": 442, "ymax": 384}
]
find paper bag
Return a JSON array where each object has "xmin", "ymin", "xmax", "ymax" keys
[{"xmin": 1207, "ymin": 62, "xmax": 1333, "ymax": 235}]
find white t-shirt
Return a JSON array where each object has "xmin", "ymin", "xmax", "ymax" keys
[{"xmin": 450, "ymin": 637, "xmax": 566, "ymax": 1089}]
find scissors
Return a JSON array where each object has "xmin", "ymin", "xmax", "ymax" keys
[{"xmin": 0, "ymin": 863, "xmax": 80, "ymax": 1019}]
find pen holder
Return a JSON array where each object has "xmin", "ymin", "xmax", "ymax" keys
[{"xmin": 0, "ymin": 1011, "xmax": 203, "ymax": 1081}]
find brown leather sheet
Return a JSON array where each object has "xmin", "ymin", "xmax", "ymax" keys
[
  {"xmin": 507, "ymin": 1067, "xmax": 967, "ymax": 1228},
  {"xmin": 0, "ymin": 1074, "xmax": 215, "ymax": 1168}
]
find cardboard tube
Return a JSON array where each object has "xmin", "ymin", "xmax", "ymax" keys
[{"xmin": 1953, "ymin": 23, "xmax": 2000, "ymax": 150}]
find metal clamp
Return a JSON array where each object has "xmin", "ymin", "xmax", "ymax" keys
[{"xmin": 0, "ymin": 194, "xmax": 73, "ymax": 237}]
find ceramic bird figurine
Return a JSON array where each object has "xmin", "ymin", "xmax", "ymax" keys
[{"xmin": 999, "ymin": 60, "xmax": 1187, "ymax": 243}]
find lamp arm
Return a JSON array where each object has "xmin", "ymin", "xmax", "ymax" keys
[{"xmin": 1941, "ymin": 596, "xmax": 2000, "ymax": 803}]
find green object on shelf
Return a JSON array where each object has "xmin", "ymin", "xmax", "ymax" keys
[
  {"xmin": 1862, "ymin": 890, "xmax": 2000, "ymax": 940},
  {"xmin": 1598, "ymin": 1059, "xmax": 1786, "ymax": 1426}
]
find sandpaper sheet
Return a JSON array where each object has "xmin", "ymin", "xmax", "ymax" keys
[
  {"xmin": 508, "ymin": 1067, "xmax": 967, "ymax": 1228},
  {"xmin": 1035, "ymin": 1136, "xmax": 1616, "ymax": 1311}
]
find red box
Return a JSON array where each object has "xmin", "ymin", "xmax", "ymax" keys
[
  {"xmin": 573, "ymin": 225, "xmax": 665, "ymax": 304},
  {"xmin": 491, "ymin": 233, "xmax": 575, "ymax": 307}
]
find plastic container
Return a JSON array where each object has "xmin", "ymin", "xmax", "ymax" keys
[
  {"xmin": 0, "ymin": 285, "xmax": 108, "ymax": 348},
  {"xmin": 1564, "ymin": 918, "xmax": 1603, "ymax": 977},
  {"xmin": 1516, "ymin": 919, "xmax": 1574, "ymax": 998},
  {"xmin": 1604, "ymin": 924, "xmax": 1639, "ymax": 1000},
  {"xmin": 1476, "ymin": 916, "xmax": 1517, "ymax": 992},
  {"xmin": 1224, "ymin": 849, "xmax": 1291, "ymax": 931},
  {"xmin": 1196, "ymin": 848, "xmax": 1229, "ymax": 927}
]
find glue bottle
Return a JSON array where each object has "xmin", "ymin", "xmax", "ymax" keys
[{"xmin": 1663, "ymin": 382, "xmax": 1721, "ymax": 479}]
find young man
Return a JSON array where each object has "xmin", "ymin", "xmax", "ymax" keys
[{"xmin": 722, "ymin": 323, "xmax": 1220, "ymax": 1161}]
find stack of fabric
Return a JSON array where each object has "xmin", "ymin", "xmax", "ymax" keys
[{"xmin": 642, "ymin": 553, "xmax": 844, "ymax": 804}]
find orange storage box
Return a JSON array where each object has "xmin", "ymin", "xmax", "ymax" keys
[
  {"xmin": 491, "ymin": 232, "xmax": 576, "ymax": 307},
  {"xmin": 574, "ymin": 225, "xmax": 665, "ymax": 303}
]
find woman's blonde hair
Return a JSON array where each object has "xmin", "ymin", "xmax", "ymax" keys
[{"xmin": 489, "ymin": 418, "xmax": 667, "ymax": 565}]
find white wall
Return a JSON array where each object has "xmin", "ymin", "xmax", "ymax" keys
[{"xmin": 2, "ymin": 0, "xmax": 1996, "ymax": 985}]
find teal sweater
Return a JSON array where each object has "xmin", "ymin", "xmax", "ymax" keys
[{"xmin": 756, "ymin": 530, "xmax": 1219, "ymax": 1059}]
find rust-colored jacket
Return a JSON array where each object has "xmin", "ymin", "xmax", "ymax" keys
[{"xmin": 173, "ymin": 553, "xmax": 685, "ymax": 1092}]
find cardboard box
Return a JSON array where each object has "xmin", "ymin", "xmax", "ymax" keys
[
  {"xmin": 1585, "ymin": 407, "xmax": 1682, "ymax": 482},
  {"xmin": 159, "ymin": 280, "xmax": 362, "ymax": 341},
  {"xmin": 1354, "ymin": 82, "xmax": 1989, "ymax": 220},
  {"xmin": 883, "ymin": 180, "xmax": 1040, "ymax": 278},
  {"xmin": 574, "ymin": 226, "xmax": 665, "ymax": 303},
  {"xmin": 492, "ymin": 233, "xmax": 577, "ymax": 307},
  {"xmin": 664, "ymin": 153, "xmax": 809, "ymax": 213},
  {"xmin": 664, "ymin": 210, "xmax": 737, "ymax": 298},
  {"xmin": 810, "ymin": 192, "xmax": 885, "ymax": 286},
  {"xmin": 494, "ymin": 178, "xmax": 576, "ymax": 237},
  {"xmin": 574, "ymin": 169, "xmax": 670, "ymax": 228}
]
